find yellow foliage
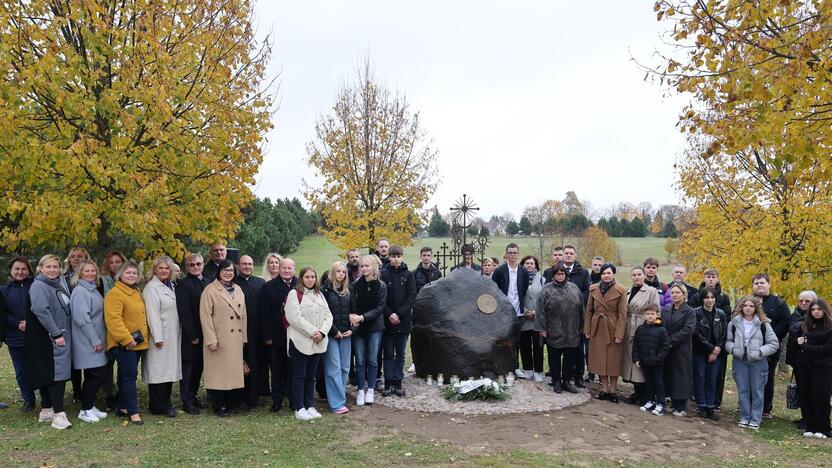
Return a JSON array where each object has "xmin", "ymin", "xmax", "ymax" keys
[
  {"xmin": 573, "ymin": 226, "xmax": 617, "ymax": 267},
  {"xmin": 0, "ymin": 0, "xmax": 273, "ymax": 258}
]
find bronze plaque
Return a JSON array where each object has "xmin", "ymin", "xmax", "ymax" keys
[{"xmin": 477, "ymin": 294, "xmax": 497, "ymax": 314}]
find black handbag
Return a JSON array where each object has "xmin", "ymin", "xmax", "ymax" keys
[{"xmin": 786, "ymin": 372, "xmax": 800, "ymax": 410}]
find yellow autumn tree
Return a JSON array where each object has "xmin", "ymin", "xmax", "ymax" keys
[
  {"xmin": 0, "ymin": 0, "xmax": 274, "ymax": 259},
  {"xmin": 304, "ymin": 62, "xmax": 439, "ymax": 252},
  {"xmin": 653, "ymin": 1, "xmax": 832, "ymax": 299}
]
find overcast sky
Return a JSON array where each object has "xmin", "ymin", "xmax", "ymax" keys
[{"xmin": 251, "ymin": 1, "xmax": 688, "ymax": 219}]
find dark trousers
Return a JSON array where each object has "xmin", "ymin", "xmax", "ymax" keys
[
  {"xmin": 289, "ymin": 342, "xmax": 321, "ymax": 411},
  {"xmin": 547, "ymin": 345, "xmax": 577, "ymax": 383},
  {"xmin": 270, "ymin": 343, "xmax": 292, "ymax": 405},
  {"xmin": 714, "ymin": 352, "xmax": 728, "ymax": 407},
  {"xmin": 518, "ymin": 330, "xmax": 544, "ymax": 373},
  {"xmin": 243, "ymin": 342, "xmax": 261, "ymax": 406},
  {"xmin": 7, "ymin": 346, "xmax": 35, "ymax": 404},
  {"xmin": 796, "ymin": 365, "xmax": 808, "ymax": 423},
  {"xmin": 800, "ymin": 366, "xmax": 832, "ymax": 434},
  {"xmin": 112, "ymin": 347, "xmax": 140, "ymax": 416},
  {"xmin": 574, "ymin": 336, "xmax": 588, "ymax": 381},
  {"xmin": 764, "ymin": 351, "xmax": 780, "ymax": 413},
  {"xmin": 71, "ymin": 369, "xmax": 82, "ymax": 399},
  {"xmin": 148, "ymin": 382, "xmax": 174, "ymax": 413},
  {"xmin": 643, "ymin": 365, "xmax": 666, "ymax": 406},
  {"xmin": 383, "ymin": 333, "xmax": 409, "ymax": 384},
  {"xmin": 79, "ymin": 366, "xmax": 106, "ymax": 410},
  {"xmin": 256, "ymin": 341, "xmax": 271, "ymax": 397},
  {"xmin": 315, "ymin": 358, "xmax": 327, "ymax": 399},
  {"xmin": 40, "ymin": 381, "xmax": 67, "ymax": 413},
  {"xmin": 180, "ymin": 359, "xmax": 203, "ymax": 406},
  {"xmin": 208, "ymin": 388, "xmax": 241, "ymax": 412}
]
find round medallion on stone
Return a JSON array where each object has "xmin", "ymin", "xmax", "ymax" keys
[{"xmin": 477, "ymin": 294, "xmax": 497, "ymax": 314}]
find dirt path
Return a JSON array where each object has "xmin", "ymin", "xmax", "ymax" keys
[{"xmin": 350, "ymin": 387, "xmax": 775, "ymax": 463}]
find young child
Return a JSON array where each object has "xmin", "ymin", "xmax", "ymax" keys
[{"xmin": 632, "ymin": 305, "xmax": 671, "ymax": 416}]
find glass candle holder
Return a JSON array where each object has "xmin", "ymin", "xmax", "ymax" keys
[
  {"xmin": 426, "ymin": 375, "xmax": 434, "ymax": 386},
  {"xmin": 497, "ymin": 375, "xmax": 506, "ymax": 385},
  {"xmin": 450, "ymin": 375, "xmax": 460, "ymax": 385},
  {"xmin": 506, "ymin": 373, "xmax": 515, "ymax": 386},
  {"xmin": 436, "ymin": 373, "xmax": 444, "ymax": 386}
]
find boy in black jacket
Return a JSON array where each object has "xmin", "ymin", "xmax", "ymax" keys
[
  {"xmin": 632, "ymin": 305, "xmax": 671, "ymax": 416},
  {"xmin": 380, "ymin": 246, "xmax": 416, "ymax": 397}
]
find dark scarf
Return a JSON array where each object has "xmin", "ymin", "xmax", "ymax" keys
[
  {"xmin": 220, "ymin": 279, "xmax": 235, "ymax": 294},
  {"xmin": 527, "ymin": 270, "xmax": 537, "ymax": 286},
  {"xmin": 162, "ymin": 279, "xmax": 174, "ymax": 291},
  {"xmin": 600, "ymin": 280, "xmax": 615, "ymax": 296},
  {"xmin": 628, "ymin": 284, "xmax": 642, "ymax": 303}
]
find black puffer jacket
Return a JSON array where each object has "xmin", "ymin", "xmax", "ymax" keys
[
  {"xmin": 322, "ymin": 280, "xmax": 352, "ymax": 336},
  {"xmin": 801, "ymin": 325, "xmax": 832, "ymax": 368},
  {"xmin": 381, "ymin": 262, "xmax": 416, "ymax": 335},
  {"xmin": 787, "ymin": 306, "xmax": 807, "ymax": 367},
  {"xmin": 413, "ymin": 263, "xmax": 441, "ymax": 293},
  {"xmin": 692, "ymin": 282, "xmax": 731, "ymax": 312},
  {"xmin": 692, "ymin": 306, "xmax": 728, "ymax": 357},
  {"xmin": 350, "ymin": 276, "xmax": 387, "ymax": 337},
  {"xmin": 632, "ymin": 319, "xmax": 671, "ymax": 367}
]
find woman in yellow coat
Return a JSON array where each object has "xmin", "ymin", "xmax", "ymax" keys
[
  {"xmin": 199, "ymin": 260, "xmax": 247, "ymax": 417},
  {"xmin": 104, "ymin": 261, "xmax": 149, "ymax": 425},
  {"xmin": 584, "ymin": 263, "xmax": 628, "ymax": 403}
]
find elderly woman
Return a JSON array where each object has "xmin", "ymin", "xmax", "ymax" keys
[
  {"xmin": 142, "ymin": 256, "xmax": 182, "ymax": 418},
  {"xmin": 535, "ymin": 263, "xmax": 583, "ymax": 393},
  {"xmin": 104, "ymin": 261, "xmax": 149, "ymax": 425},
  {"xmin": 788, "ymin": 290, "xmax": 818, "ymax": 430},
  {"xmin": 584, "ymin": 263, "xmax": 628, "ymax": 402},
  {"xmin": 662, "ymin": 283, "xmax": 697, "ymax": 416},
  {"xmin": 520, "ymin": 255, "xmax": 546, "ymax": 382},
  {"xmin": 200, "ymin": 259, "xmax": 247, "ymax": 417},
  {"xmin": 26, "ymin": 255, "xmax": 73, "ymax": 429},
  {"xmin": 261, "ymin": 253, "xmax": 283, "ymax": 282},
  {"xmin": 621, "ymin": 266, "xmax": 660, "ymax": 405},
  {"xmin": 1, "ymin": 256, "xmax": 35, "ymax": 412},
  {"xmin": 70, "ymin": 260, "xmax": 109, "ymax": 423},
  {"xmin": 286, "ymin": 266, "xmax": 333, "ymax": 421}
]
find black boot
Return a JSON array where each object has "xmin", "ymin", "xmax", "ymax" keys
[
  {"xmin": 553, "ymin": 380, "xmax": 562, "ymax": 394},
  {"xmin": 394, "ymin": 381, "xmax": 406, "ymax": 397},
  {"xmin": 574, "ymin": 377, "xmax": 586, "ymax": 388},
  {"xmin": 382, "ymin": 382, "xmax": 394, "ymax": 397},
  {"xmin": 563, "ymin": 382, "xmax": 579, "ymax": 394}
]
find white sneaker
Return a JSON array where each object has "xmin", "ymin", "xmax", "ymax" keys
[
  {"xmin": 407, "ymin": 363, "xmax": 416, "ymax": 373},
  {"xmin": 815, "ymin": 433, "xmax": 829, "ymax": 439},
  {"xmin": 640, "ymin": 401, "xmax": 655, "ymax": 412},
  {"xmin": 804, "ymin": 432, "xmax": 815, "ymax": 437},
  {"xmin": 533, "ymin": 372, "xmax": 544, "ymax": 382},
  {"xmin": 365, "ymin": 389, "xmax": 375, "ymax": 404},
  {"xmin": 294, "ymin": 408, "xmax": 313, "ymax": 421},
  {"xmin": 78, "ymin": 409, "xmax": 100, "ymax": 423},
  {"xmin": 38, "ymin": 408, "xmax": 54, "ymax": 422},
  {"xmin": 306, "ymin": 407, "xmax": 322, "ymax": 419},
  {"xmin": 51, "ymin": 412, "xmax": 72, "ymax": 430},
  {"xmin": 356, "ymin": 389, "xmax": 365, "ymax": 406},
  {"xmin": 90, "ymin": 406, "xmax": 107, "ymax": 420},
  {"xmin": 515, "ymin": 369, "xmax": 528, "ymax": 379},
  {"xmin": 672, "ymin": 410, "xmax": 687, "ymax": 417}
]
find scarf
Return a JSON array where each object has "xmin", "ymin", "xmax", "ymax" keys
[
  {"xmin": 527, "ymin": 270, "xmax": 537, "ymax": 286},
  {"xmin": 220, "ymin": 279, "xmax": 235, "ymax": 294},
  {"xmin": 162, "ymin": 279, "xmax": 174, "ymax": 291},
  {"xmin": 644, "ymin": 276, "xmax": 662, "ymax": 290},
  {"xmin": 628, "ymin": 284, "xmax": 642, "ymax": 303},
  {"xmin": 599, "ymin": 279, "xmax": 615, "ymax": 296}
]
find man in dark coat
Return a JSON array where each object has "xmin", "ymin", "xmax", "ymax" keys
[
  {"xmin": 561, "ymin": 246, "xmax": 591, "ymax": 387},
  {"xmin": 412, "ymin": 247, "xmax": 442, "ymax": 294},
  {"xmin": 347, "ymin": 249, "xmax": 362, "ymax": 283},
  {"xmin": 235, "ymin": 255, "xmax": 266, "ymax": 409},
  {"xmin": 380, "ymin": 246, "xmax": 417, "ymax": 396},
  {"xmin": 176, "ymin": 253, "xmax": 210, "ymax": 414},
  {"xmin": 691, "ymin": 268, "xmax": 732, "ymax": 409},
  {"xmin": 202, "ymin": 243, "xmax": 227, "ymax": 282},
  {"xmin": 664, "ymin": 265, "xmax": 700, "ymax": 307},
  {"xmin": 374, "ymin": 238, "xmax": 391, "ymax": 270},
  {"xmin": 590, "ymin": 256, "xmax": 604, "ymax": 285},
  {"xmin": 258, "ymin": 258, "xmax": 297, "ymax": 412},
  {"xmin": 752, "ymin": 273, "xmax": 791, "ymax": 418}
]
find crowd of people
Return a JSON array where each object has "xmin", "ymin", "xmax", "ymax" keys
[{"xmin": 0, "ymin": 241, "xmax": 830, "ymax": 438}]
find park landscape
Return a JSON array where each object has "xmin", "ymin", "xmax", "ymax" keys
[{"xmin": 2, "ymin": 0, "xmax": 832, "ymax": 466}]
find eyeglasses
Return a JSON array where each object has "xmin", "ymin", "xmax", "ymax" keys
[
  {"xmin": 220, "ymin": 268, "xmax": 235, "ymax": 273},
  {"xmin": 188, "ymin": 262, "xmax": 203, "ymax": 267},
  {"xmin": 798, "ymin": 299, "xmax": 812, "ymax": 303}
]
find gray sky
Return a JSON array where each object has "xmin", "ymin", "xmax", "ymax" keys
[{"xmin": 252, "ymin": 1, "xmax": 688, "ymax": 219}]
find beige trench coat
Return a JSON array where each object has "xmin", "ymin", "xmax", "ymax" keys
[
  {"xmin": 620, "ymin": 285, "xmax": 660, "ymax": 383},
  {"xmin": 141, "ymin": 277, "xmax": 182, "ymax": 384},
  {"xmin": 200, "ymin": 280, "xmax": 247, "ymax": 390}
]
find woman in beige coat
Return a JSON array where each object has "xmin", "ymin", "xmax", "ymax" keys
[
  {"xmin": 142, "ymin": 256, "xmax": 182, "ymax": 417},
  {"xmin": 620, "ymin": 266, "xmax": 660, "ymax": 404},
  {"xmin": 285, "ymin": 266, "xmax": 333, "ymax": 421},
  {"xmin": 200, "ymin": 260, "xmax": 247, "ymax": 417},
  {"xmin": 584, "ymin": 264, "xmax": 628, "ymax": 403}
]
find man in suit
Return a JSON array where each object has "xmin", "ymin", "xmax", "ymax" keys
[
  {"xmin": 491, "ymin": 243, "xmax": 531, "ymax": 378},
  {"xmin": 177, "ymin": 253, "xmax": 210, "ymax": 414},
  {"xmin": 258, "ymin": 258, "xmax": 297, "ymax": 412},
  {"xmin": 203, "ymin": 243, "xmax": 227, "ymax": 280},
  {"xmin": 235, "ymin": 255, "xmax": 266, "ymax": 409}
]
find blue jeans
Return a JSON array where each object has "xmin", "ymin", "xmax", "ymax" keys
[
  {"xmin": 324, "ymin": 336, "xmax": 351, "ymax": 410},
  {"xmin": 383, "ymin": 333, "xmax": 409, "ymax": 384},
  {"xmin": 353, "ymin": 332, "xmax": 382, "ymax": 391},
  {"xmin": 7, "ymin": 346, "xmax": 34, "ymax": 404},
  {"xmin": 693, "ymin": 354, "xmax": 721, "ymax": 409},
  {"xmin": 111, "ymin": 347, "xmax": 141, "ymax": 416},
  {"xmin": 732, "ymin": 358, "xmax": 768, "ymax": 425}
]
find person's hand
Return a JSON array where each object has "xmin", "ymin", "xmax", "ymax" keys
[
  {"xmin": 539, "ymin": 331, "xmax": 547, "ymax": 338},
  {"xmin": 312, "ymin": 331, "xmax": 323, "ymax": 343},
  {"xmin": 389, "ymin": 313, "xmax": 400, "ymax": 325},
  {"xmin": 342, "ymin": 330, "xmax": 352, "ymax": 338},
  {"xmin": 614, "ymin": 337, "xmax": 622, "ymax": 344},
  {"xmin": 191, "ymin": 338, "xmax": 200, "ymax": 345},
  {"xmin": 585, "ymin": 333, "xmax": 591, "ymax": 339},
  {"xmin": 125, "ymin": 340, "xmax": 137, "ymax": 350},
  {"xmin": 524, "ymin": 309, "xmax": 535, "ymax": 320},
  {"xmin": 335, "ymin": 331, "xmax": 343, "ymax": 339},
  {"xmin": 349, "ymin": 314, "xmax": 363, "ymax": 326},
  {"xmin": 712, "ymin": 346, "xmax": 721, "ymax": 355},
  {"xmin": 635, "ymin": 361, "xmax": 641, "ymax": 368},
  {"xmin": 55, "ymin": 336, "xmax": 66, "ymax": 347},
  {"xmin": 155, "ymin": 341, "xmax": 164, "ymax": 349},
  {"xmin": 18, "ymin": 320, "xmax": 25, "ymax": 332},
  {"xmin": 797, "ymin": 336, "xmax": 806, "ymax": 345},
  {"xmin": 94, "ymin": 344, "xmax": 103, "ymax": 353},
  {"xmin": 708, "ymin": 353, "xmax": 717, "ymax": 363},
  {"xmin": 265, "ymin": 339, "xmax": 273, "ymax": 346},
  {"xmin": 208, "ymin": 343, "xmax": 218, "ymax": 351}
]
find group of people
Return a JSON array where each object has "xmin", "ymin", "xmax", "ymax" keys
[{"xmin": 1, "ymin": 240, "xmax": 830, "ymax": 438}]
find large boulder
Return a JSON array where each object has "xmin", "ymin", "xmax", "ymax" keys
[{"xmin": 411, "ymin": 268, "xmax": 519, "ymax": 379}]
